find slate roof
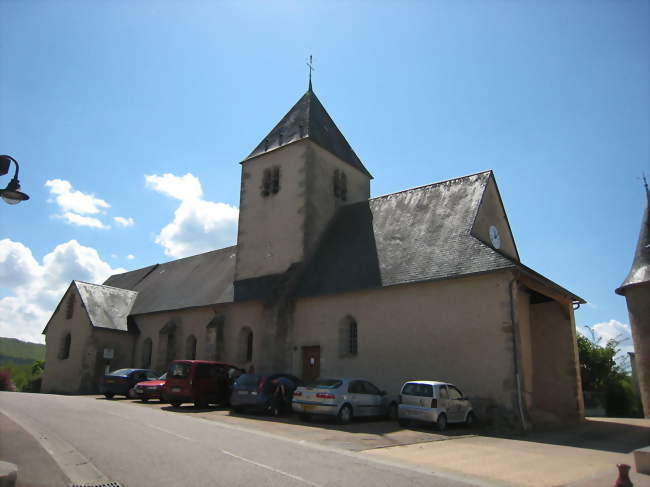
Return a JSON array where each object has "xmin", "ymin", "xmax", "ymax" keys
[
  {"xmin": 245, "ymin": 88, "xmax": 373, "ymax": 178},
  {"xmin": 297, "ymin": 171, "xmax": 517, "ymax": 297},
  {"xmin": 102, "ymin": 246, "xmax": 236, "ymax": 315},
  {"xmin": 616, "ymin": 185, "xmax": 650, "ymax": 294},
  {"xmin": 75, "ymin": 281, "xmax": 138, "ymax": 331}
]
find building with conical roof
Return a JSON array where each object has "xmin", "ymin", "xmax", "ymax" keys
[
  {"xmin": 41, "ymin": 86, "xmax": 585, "ymax": 429},
  {"xmin": 616, "ymin": 181, "xmax": 650, "ymax": 417}
]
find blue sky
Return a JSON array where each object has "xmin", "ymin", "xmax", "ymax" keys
[{"xmin": 0, "ymin": 1, "xmax": 648, "ymax": 354}]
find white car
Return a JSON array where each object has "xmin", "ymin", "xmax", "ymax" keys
[{"xmin": 397, "ymin": 380, "xmax": 475, "ymax": 431}]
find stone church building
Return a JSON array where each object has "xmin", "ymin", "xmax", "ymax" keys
[{"xmin": 42, "ymin": 86, "xmax": 585, "ymax": 427}]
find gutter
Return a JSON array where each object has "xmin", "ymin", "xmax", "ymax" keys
[{"xmin": 509, "ymin": 276, "xmax": 528, "ymax": 431}]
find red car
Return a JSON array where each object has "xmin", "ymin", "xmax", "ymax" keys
[
  {"xmin": 131, "ymin": 373, "xmax": 167, "ymax": 402},
  {"xmin": 165, "ymin": 360, "xmax": 243, "ymax": 408}
]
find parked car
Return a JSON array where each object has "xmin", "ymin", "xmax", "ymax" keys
[
  {"xmin": 397, "ymin": 380, "xmax": 475, "ymax": 431},
  {"xmin": 230, "ymin": 373, "xmax": 302, "ymax": 415},
  {"xmin": 292, "ymin": 378, "xmax": 398, "ymax": 424},
  {"xmin": 164, "ymin": 360, "xmax": 244, "ymax": 408},
  {"xmin": 131, "ymin": 373, "xmax": 167, "ymax": 402},
  {"xmin": 101, "ymin": 368, "xmax": 159, "ymax": 399}
]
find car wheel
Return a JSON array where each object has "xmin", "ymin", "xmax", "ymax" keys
[
  {"xmin": 436, "ymin": 413, "xmax": 447, "ymax": 432},
  {"xmin": 104, "ymin": 393, "xmax": 114, "ymax": 399},
  {"xmin": 465, "ymin": 411, "xmax": 476, "ymax": 427},
  {"xmin": 299, "ymin": 413, "xmax": 311, "ymax": 422},
  {"xmin": 398, "ymin": 418, "xmax": 410, "ymax": 427},
  {"xmin": 170, "ymin": 400, "xmax": 182, "ymax": 408},
  {"xmin": 387, "ymin": 403, "xmax": 398, "ymax": 420},
  {"xmin": 338, "ymin": 404, "xmax": 353, "ymax": 425},
  {"xmin": 194, "ymin": 400, "xmax": 208, "ymax": 409}
]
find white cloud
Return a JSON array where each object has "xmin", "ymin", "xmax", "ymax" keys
[
  {"xmin": 0, "ymin": 239, "xmax": 124, "ymax": 343},
  {"xmin": 127, "ymin": 254, "xmax": 135, "ymax": 260},
  {"xmin": 61, "ymin": 212, "xmax": 110, "ymax": 229},
  {"xmin": 145, "ymin": 173, "xmax": 203, "ymax": 201},
  {"xmin": 146, "ymin": 173, "xmax": 238, "ymax": 258},
  {"xmin": 45, "ymin": 179, "xmax": 110, "ymax": 215},
  {"xmin": 113, "ymin": 216, "xmax": 135, "ymax": 227}
]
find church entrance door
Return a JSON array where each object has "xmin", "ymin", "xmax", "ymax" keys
[{"xmin": 301, "ymin": 346, "xmax": 320, "ymax": 384}]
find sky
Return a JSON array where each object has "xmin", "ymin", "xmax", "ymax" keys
[{"xmin": 0, "ymin": 1, "xmax": 648, "ymax": 362}]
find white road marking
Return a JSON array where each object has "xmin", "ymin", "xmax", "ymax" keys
[
  {"xmin": 145, "ymin": 423, "xmax": 195, "ymax": 442},
  {"xmin": 221, "ymin": 450, "xmax": 323, "ymax": 487}
]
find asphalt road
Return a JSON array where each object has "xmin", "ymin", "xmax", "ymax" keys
[{"xmin": 0, "ymin": 392, "xmax": 486, "ymax": 487}]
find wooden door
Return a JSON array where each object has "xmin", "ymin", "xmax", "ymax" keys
[{"xmin": 301, "ymin": 346, "xmax": 320, "ymax": 384}]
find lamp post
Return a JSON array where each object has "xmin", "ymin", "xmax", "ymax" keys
[{"xmin": 0, "ymin": 155, "xmax": 30, "ymax": 205}]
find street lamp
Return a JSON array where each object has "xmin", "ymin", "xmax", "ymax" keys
[{"xmin": 0, "ymin": 155, "xmax": 30, "ymax": 205}]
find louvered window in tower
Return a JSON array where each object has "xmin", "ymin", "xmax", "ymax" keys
[
  {"xmin": 333, "ymin": 170, "xmax": 347, "ymax": 201},
  {"xmin": 261, "ymin": 167, "xmax": 281, "ymax": 197}
]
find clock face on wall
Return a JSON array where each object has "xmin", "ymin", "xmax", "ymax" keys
[{"xmin": 489, "ymin": 225, "xmax": 501, "ymax": 249}]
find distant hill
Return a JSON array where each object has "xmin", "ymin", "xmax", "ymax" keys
[{"xmin": 0, "ymin": 337, "xmax": 45, "ymax": 366}]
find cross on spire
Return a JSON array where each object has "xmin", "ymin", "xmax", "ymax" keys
[{"xmin": 307, "ymin": 55, "xmax": 314, "ymax": 91}]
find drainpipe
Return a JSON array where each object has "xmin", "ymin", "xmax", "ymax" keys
[{"xmin": 509, "ymin": 277, "xmax": 528, "ymax": 431}]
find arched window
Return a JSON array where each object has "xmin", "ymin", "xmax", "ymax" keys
[
  {"xmin": 185, "ymin": 335, "xmax": 197, "ymax": 360},
  {"xmin": 338, "ymin": 316, "xmax": 358, "ymax": 358},
  {"xmin": 239, "ymin": 327, "xmax": 253, "ymax": 363},
  {"xmin": 142, "ymin": 338, "xmax": 152, "ymax": 368},
  {"xmin": 60, "ymin": 332, "xmax": 71, "ymax": 360}
]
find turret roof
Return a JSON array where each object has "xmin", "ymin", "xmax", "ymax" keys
[
  {"xmin": 244, "ymin": 88, "xmax": 372, "ymax": 178},
  {"xmin": 616, "ymin": 183, "xmax": 650, "ymax": 294}
]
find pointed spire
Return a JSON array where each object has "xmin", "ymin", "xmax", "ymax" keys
[
  {"xmin": 307, "ymin": 55, "xmax": 314, "ymax": 92},
  {"xmin": 616, "ymin": 177, "xmax": 650, "ymax": 295},
  {"xmin": 244, "ymin": 87, "xmax": 372, "ymax": 178}
]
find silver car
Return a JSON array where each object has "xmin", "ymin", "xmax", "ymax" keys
[
  {"xmin": 397, "ymin": 380, "xmax": 475, "ymax": 431},
  {"xmin": 292, "ymin": 378, "xmax": 398, "ymax": 424}
]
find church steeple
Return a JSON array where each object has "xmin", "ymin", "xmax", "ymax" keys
[
  {"xmin": 616, "ymin": 180, "xmax": 650, "ymax": 295},
  {"xmin": 245, "ymin": 89, "xmax": 372, "ymax": 178}
]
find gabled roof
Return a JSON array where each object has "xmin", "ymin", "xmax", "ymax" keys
[
  {"xmin": 42, "ymin": 281, "xmax": 137, "ymax": 334},
  {"xmin": 103, "ymin": 246, "xmax": 236, "ymax": 315},
  {"xmin": 245, "ymin": 88, "xmax": 372, "ymax": 178},
  {"xmin": 616, "ymin": 184, "xmax": 650, "ymax": 295},
  {"xmin": 297, "ymin": 171, "xmax": 515, "ymax": 296}
]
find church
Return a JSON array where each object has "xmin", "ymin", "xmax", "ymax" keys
[{"xmin": 41, "ymin": 84, "xmax": 586, "ymax": 428}]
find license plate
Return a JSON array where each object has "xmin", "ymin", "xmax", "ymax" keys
[
  {"xmin": 303, "ymin": 404, "xmax": 317, "ymax": 411},
  {"xmin": 238, "ymin": 390, "xmax": 249, "ymax": 395},
  {"xmin": 172, "ymin": 387, "xmax": 181, "ymax": 393}
]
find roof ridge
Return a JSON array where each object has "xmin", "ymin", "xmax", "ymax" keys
[{"xmin": 369, "ymin": 170, "xmax": 493, "ymax": 202}]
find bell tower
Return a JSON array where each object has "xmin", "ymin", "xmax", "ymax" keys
[
  {"xmin": 234, "ymin": 86, "xmax": 372, "ymax": 287},
  {"xmin": 616, "ymin": 179, "xmax": 650, "ymax": 418}
]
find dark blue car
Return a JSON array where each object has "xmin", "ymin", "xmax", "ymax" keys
[
  {"xmin": 230, "ymin": 373, "xmax": 302, "ymax": 415},
  {"xmin": 101, "ymin": 368, "xmax": 159, "ymax": 398}
]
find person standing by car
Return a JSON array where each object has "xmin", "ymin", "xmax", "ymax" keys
[{"xmin": 269, "ymin": 376, "xmax": 292, "ymax": 416}]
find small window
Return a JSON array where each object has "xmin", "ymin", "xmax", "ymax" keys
[
  {"xmin": 362, "ymin": 381, "xmax": 381, "ymax": 395},
  {"xmin": 261, "ymin": 167, "xmax": 281, "ymax": 197},
  {"xmin": 60, "ymin": 333, "xmax": 71, "ymax": 360},
  {"xmin": 65, "ymin": 294, "xmax": 74, "ymax": 320},
  {"xmin": 333, "ymin": 170, "xmax": 348, "ymax": 201},
  {"xmin": 348, "ymin": 381, "xmax": 363, "ymax": 394},
  {"xmin": 338, "ymin": 316, "xmax": 358, "ymax": 358},
  {"xmin": 439, "ymin": 386, "xmax": 449, "ymax": 399},
  {"xmin": 169, "ymin": 363, "xmax": 191, "ymax": 378}
]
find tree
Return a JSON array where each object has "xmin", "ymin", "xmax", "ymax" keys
[{"xmin": 577, "ymin": 333, "xmax": 641, "ymax": 417}]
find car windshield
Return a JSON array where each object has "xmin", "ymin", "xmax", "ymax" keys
[
  {"xmin": 159, "ymin": 373, "xmax": 167, "ymax": 380},
  {"xmin": 108, "ymin": 369, "xmax": 132, "ymax": 376},
  {"xmin": 306, "ymin": 379, "xmax": 342, "ymax": 389},
  {"xmin": 169, "ymin": 363, "xmax": 191, "ymax": 378},
  {"xmin": 234, "ymin": 374, "xmax": 260, "ymax": 386}
]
